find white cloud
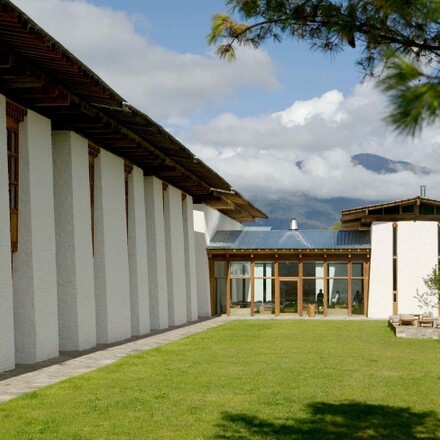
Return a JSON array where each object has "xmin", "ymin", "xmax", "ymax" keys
[
  {"xmin": 11, "ymin": 0, "xmax": 440, "ymax": 204},
  {"xmin": 185, "ymin": 83, "xmax": 440, "ymax": 201},
  {"xmin": 12, "ymin": 0, "xmax": 279, "ymax": 123},
  {"xmin": 272, "ymin": 90, "xmax": 346, "ymax": 126}
]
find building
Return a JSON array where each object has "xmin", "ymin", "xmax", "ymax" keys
[
  {"xmin": 0, "ymin": 1, "xmax": 266, "ymax": 373},
  {"xmin": 1, "ymin": 1, "xmax": 437, "ymax": 375},
  {"xmin": 208, "ymin": 197, "xmax": 440, "ymax": 320}
]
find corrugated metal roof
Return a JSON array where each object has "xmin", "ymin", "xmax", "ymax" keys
[{"xmin": 209, "ymin": 230, "xmax": 371, "ymax": 250}]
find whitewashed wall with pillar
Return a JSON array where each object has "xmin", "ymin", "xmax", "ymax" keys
[
  {"xmin": 12, "ymin": 110, "xmax": 59, "ymax": 363},
  {"xmin": 193, "ymin": 204, "xmax": 244, "ymax": 316},
  {"xmin": 0, "ymin": 95, "xmax": 15, "ymax": 372},
  {"xmin": 144, "ymin": 176, "xmax": 168, "ymax": 329},
  {"xmin": 127, "ymin": 166, "xmax": 150, "ymax": 336},
  {"xmin": 94, "ymin": 149, "xmax": 131, "ymax": 343},
  {"xmin": 163, "ymin": 185, "xmax": 187, "ymax": 326},
  {"xmin": 52, "ymin": 131, "xmax": 96, "ymax": 351}
]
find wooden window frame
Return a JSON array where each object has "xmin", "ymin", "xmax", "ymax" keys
[
  {"xmin": 88, "ymin": 144, "xmax": 100, "ymax": 250},
  {"xmin": 6, "ymin": 100, "xmax": 26, "ymax": 253},
  {"xmin": 392, "ymin": 223, "xmax": 398, "ymax": 314},
  {"xmin": 210, "ymin": 253, "xmax": 369, "ymax": 318},
  {"xmin": 124, "ymin": 162, "xmax": 133, "ymax": 230}
]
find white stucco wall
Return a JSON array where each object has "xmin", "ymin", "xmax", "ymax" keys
[
  {"xmin": 193, "ymin": 204, "xmax": 244, "ymax": 316},
  {"xmin": 368, "ymin": 221, "xmax": 439, "ymax": 318},
  {"xmin": 193, "ymin": 204, "xmax": 244, "ymax": 243},
  {"xmin": 94, "ymin": 149, "xmax": 131, "ymax": 343},
  {"xmin": 127, "ymin": 166, "xmax": 150, "ymax": 336},
  {"xmin": 52, "ymin": 131, "xmax": 96, "ymax": 351},
  {"xmin": 13, "ymin": 110, "xmax": 59, "ymax": 363},
  {"xmin": 0, "ymin": 95, "xmax": 15, "ymax": 372},
  {"xmin": 144, "ymin": 176, "xmax": 168, "ymax": 329},
  {"xmin": 397, "ymin": 221, "xmax": 438, "ymax": 315},
  {"xmin": 182, "ymin": 195, "xmax": 198, "ymax": 321},
  {"xmin": 163, "ymin": 185, "xmax": 187, "ymax": 326},
  {"xmin": 368, "ymin": 222, "xmax": 394, "ymax": 318}
]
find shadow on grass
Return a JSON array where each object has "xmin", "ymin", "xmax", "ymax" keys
[{"xmin": 214, "ymin": 402, "xmax": 440, "ymax": 439}]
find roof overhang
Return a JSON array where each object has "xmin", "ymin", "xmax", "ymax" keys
[
  {"xmin": 0, "ymin": 0, "xmax": 267, "ymax": 223},
  {"xmin": 340, "ymin": 196, "xmax": 440, "ymax": 230}
]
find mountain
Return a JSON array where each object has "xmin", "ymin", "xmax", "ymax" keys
[
  {"xmin": 247, "ymin": 153, "xmax": 434, "ymax": 230},
  {"xmin": 247, "ymin": 193, "xmax": 378, "ymax": 230},
  {"xmin": 296, "ymin": 153, "xmax": 433, "ymax": 175},
  {"xmin": 351, "ymin": 153, "xmax": 432, "ymax": 175}
]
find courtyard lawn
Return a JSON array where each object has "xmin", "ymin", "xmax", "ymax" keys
[{"xmin": 1, "ymin": 321, "xmax": 440, "ymax": 439}]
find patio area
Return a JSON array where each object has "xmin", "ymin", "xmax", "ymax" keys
[{"xmin": 389, "ymin": 314, "xmax": 440, "ymax": 339}]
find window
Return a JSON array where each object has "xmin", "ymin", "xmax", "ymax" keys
[
  {"xmin": 392, "ymin": 223, "xmax": 398, "ymax": 313},
  {"xmin": 278, "ymin": 261, "xmax": 298, "ymax": 277},
  {"xmin": 214, "ymin": 261, "xmax": 227, "ymax": 314},
  {"xmin": 124, "ymin": 162, "xmax": 133, "ymax": 229},
  {"xmin": 254, "ymin": 262, "xmax": 274, "ymax": 309},
  {"xmin": 303, "ymin": 262, "xmax": 324, "ymax": 314},
  {"xmin": 6, "ymin": 100, "xmax": 26, "ymax": 253},
  {"xmin": 230, "ymin": 261, "xmax": 251, "ymax": 310},
  {"xmin": 327, "ymin": 262, "xmax": 349, "ymax": 315},
  {"xmin": 88, "ymin": 144, "xmax": 100, "ymax": 250}
]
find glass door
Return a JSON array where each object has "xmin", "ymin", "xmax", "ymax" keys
[{"xmin": 279, "ymin": 280, "xmax": 298, "ymax": 314}]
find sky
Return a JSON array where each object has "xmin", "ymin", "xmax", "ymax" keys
[{"xmin": 11, "ymin": 0, "xmax": 440, "ymax": 202}]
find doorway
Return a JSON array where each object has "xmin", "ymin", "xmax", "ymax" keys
[{"xmin": 279, "ymin": 279, "xmax": 298, "ymax": 314}]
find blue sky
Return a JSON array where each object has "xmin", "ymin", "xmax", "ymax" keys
[
  {"xmin": 90, "ymin": 0, "xmax": 363, "ymax": 117},
  {"xmin": 12, "ymin": 0, "xmax": 440, "ymax": 201}
]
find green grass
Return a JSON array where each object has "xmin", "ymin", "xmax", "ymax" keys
[{"xmin": 1, "ymin": 321, "xmax": 440, "ymax": 439}]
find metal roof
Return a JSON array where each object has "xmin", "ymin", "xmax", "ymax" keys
[
  {"xmin": 0, "ymin": 0, "xmax": 266, "ymax": 223},
  {"xmin": 209, "ymin": 230, "xmax": 371, "ymax": 250}
]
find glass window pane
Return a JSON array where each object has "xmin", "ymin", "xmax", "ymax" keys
[
  {"xmin": 230, "ymin": 279, "xmax": 251, "ymax": 306},
  {"xmin": 9, "ymin": 186, "xmax": 16, "ymax": 210},
  {"xmin": 254, "ymin": 278, "xmax": 274, "ymax": 303},
  {"xmin": 303, "ymin": 262, "xmax": 324, "ymax": 277},
  {"xmin": 12, "ymin": 130, "xmax": 17, "ymax": 153},
  {"xmin": 7, "ymin": 128, "xmax": 11, "ymax": 152},
  {"xmin": 303, "ymin": 279, "xmax": 318, "ymax": 304},
  {"xmin": 352, "ymin": 279, "xmax": 364, "ymax": 315},
  {"xmin": 230, "ymin": 261, "xmax": 250, "ymax": 277},
  {"xmin": 279, "ymin": 261, "xmax": 298, "ymax": 277},
  {"xmin": 280, "ymin": 280, "xmax": 298, "ymax": 313},
  {"xmin": 352, "ymin": 263, "xmax": 363, "ymax": 277},
  {"xmin": 328, "ymin": 262, "xmax": 347, "ymax": 278},
  {"xmin": 254, "ymin": 262, "xmax": 274, "ymax": 278},
  {"xmin": 215, "ymin": 279, "xmax": 227, "ymax": 314},
  {"xmin": 327, "ymin": 279, "xmax": 348, "ymax": 315},
  {"xmin": 420, "ymin": 203, "xmax": 435, "ymax": 215},
  {"xmin": 214, "ymin": 261, "xmax": 227, "ymax": 277},
  {"xmin": 402, "ymin": 204, "xmax": 414, "ymax": 213}
]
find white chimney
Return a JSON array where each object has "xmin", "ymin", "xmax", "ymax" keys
[{"xmin": 289, "ymin": 218, "xmax": 298, "ymax": 230}]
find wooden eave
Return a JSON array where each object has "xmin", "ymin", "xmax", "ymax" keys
[
  {"xmin": 340, "ymin": 196, "xmax": 440, "ymax": 230},
  {"xmin": 208, "ymin": 248, "xmax": 370, "ymax": 256},
  {"xmin": 0, "ymin": 0, "xmax": 267, "ymax": 223}
]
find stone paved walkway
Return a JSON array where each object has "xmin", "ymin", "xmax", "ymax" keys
[{"xmin": 0, "ymin": 316, "xmax": 228, "ymax": 404}]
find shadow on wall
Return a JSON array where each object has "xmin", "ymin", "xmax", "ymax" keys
[{"xmin": 213, "ymin": 402, "xmax": 440, "ymax": 439}]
